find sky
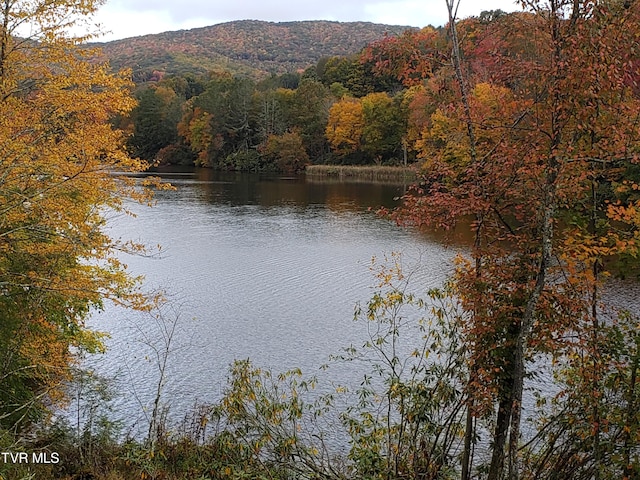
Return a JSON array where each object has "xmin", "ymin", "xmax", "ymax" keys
[{"xmin": 92, "ymin": 0, "xmax": 522, "ymax": 42}]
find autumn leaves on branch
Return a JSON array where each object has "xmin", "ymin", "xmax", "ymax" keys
[
  {"xmin": 386, "ymin": 1, "xmax": 640, "ymax": 479},
  {"xmin": 0, "ymin": 0, "xmax": 155, "ymax": 429}
]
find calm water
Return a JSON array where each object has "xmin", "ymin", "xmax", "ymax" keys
[
  {"xmin": 81, "ymin": 169, "xmax": 461, "ymax": 433},
  {"xmin": 75, "ymin": 168, "xmax": 640, "ymax": 443}
]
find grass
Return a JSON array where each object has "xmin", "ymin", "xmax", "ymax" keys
[{"xmin": 305, "ymin": 164, "xmax": 417, "ymax": 184}]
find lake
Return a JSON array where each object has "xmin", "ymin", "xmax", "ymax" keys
[
  {"xmin": 77, "ymin": 168, "xmax": 640, "ymax": 441},
  {"xmin": 79, "ymin": 168, "xmax": 462, "ymax": 435}
]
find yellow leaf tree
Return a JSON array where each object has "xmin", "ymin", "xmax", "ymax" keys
[
  {"xmin": 0, "ymin": 0, "xmax": 154, "ymax": 429},
  {"xmin": 325, "ymin": 97, "xmax": 364, "ymax": 157}
]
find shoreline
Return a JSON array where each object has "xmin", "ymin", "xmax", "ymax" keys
[{"xmin": 305, "ymin": 165, "xmax": 417, "ymax": 184}]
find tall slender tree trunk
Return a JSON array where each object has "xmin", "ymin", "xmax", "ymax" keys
[
  {"xmin": 444, "ymin": 3, "xmax": 482, "ymax": 478},
  {"xmin": 506, "ymin": 5, "xmax": 570, "ymax": 478},
  {"xmin": 0, "ymin": 0, "xmax": 12, "ymax": 86},
  {"xmin": 488, "ymin": 389, "xmax": 515, "ymax": 479},
  {"xmin": 461, "ymin": 403, "xmax": 474, "ymax": 480}
]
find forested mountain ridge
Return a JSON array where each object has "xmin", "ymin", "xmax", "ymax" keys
[{"xmin": 94, "ymin": 20, "xmax": 415, "ymax": 82}]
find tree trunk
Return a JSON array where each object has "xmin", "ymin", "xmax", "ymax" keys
[
  {"xmin": 507, "ymin": 141, "xmax": 558, "ymax": 480},
  {"xmin": 488, "ymin": 393, "xmax": 514, "ymax": 480},
  {"xmin": 506, "ymin": 5, "xmax": 568, "ymax": 477},
  {"xmin": 461, "ymin": 397, "xmax": 474, "ymax": 480}
]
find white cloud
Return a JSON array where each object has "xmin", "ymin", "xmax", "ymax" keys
[
  {"xmin": 92, "ymin": 0, "xmax": 521, "ymax": 41},
  {"xmin": 365, "ymin": 1, "xmax": 448, "ymax": 27}
]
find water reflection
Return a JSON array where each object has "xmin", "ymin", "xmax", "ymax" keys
[
  {"xmin": 148, "ymin": 167, "xmax": 408, "ymax": 212},
  {"xmin": 149, "ymin": 166, "xmax": 476, "ymax": 246},
  {"xmin": 85, "ymin": 167, "xmax": 459, "ymax": 437}
]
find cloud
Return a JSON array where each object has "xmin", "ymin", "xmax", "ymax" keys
[
  {"xmin": 103, "ymin": 0, "xmax": 374, "ymax": 24},
  {"xmin": 95, "ymin": 0, "xmax": 520, "ymax": 41},
  {"xmin": 365, "ymin": 1, "xmax": 449, "ymax": 27}
]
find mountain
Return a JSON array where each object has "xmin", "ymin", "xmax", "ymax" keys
[{"xmin": 94, "ymin": 20, "xmax": 415, "ymax": 82}]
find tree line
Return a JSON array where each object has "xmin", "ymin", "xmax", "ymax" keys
[{"xmin": 124, "ymin": 28, "xmax": 433, "ymax": 171}]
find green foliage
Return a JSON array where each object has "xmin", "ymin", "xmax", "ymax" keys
[
  {"xmin": 290, "ymin": 79, "xmax": 332, "ymax": 160},
  {"xmin": 361, "ymin": 92, "xmax": 406, "ymax": 164},
  {"xmin": 337, "ymin": 254, "xmax": 467, "ymax": 479},
  {"xmin": 263, "ymin": 131, "xmax": 310, "ymax": 173},
  {"xmin": 317, "ymin": 55, "xmax": 401, "ymax": 97},
  {"xmin": 257, "ymin": 72, "xmax": 301, "ymax": 91},
  {"xmin": 318, "ymin": 56, "xmax": 364, "ymax": 94},
  {"xmin": 129, "ymin": 86, "xmax": 182, "ymax": 160},
  {"xmin": 211, "ymin": 361, "xmax": 322, "ymax": 476},
  {"xmin": 520, "ymin": 311, "xmax": 640, "ymax": 479},
  {"xmin": 220, "ymin": 150, "xmax": 267, "ymax": 172},
  {"xmin": 478, "ymin": 9, "xmax": 508, "ymax": 23},
  {"xmin": 253, "ymin": 87, "xmax": 294, "ymax": 144},
  {"xmin": 179, "ymin": 75, "xmax": 257, "ymax": 169}
]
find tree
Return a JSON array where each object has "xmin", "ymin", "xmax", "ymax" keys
[
  {"xmin": 0, "ymin": 0, "xmax": 155, "ymax": 429},
  {"xmin": 178, "ymin": 106, "xmax": 215, "ymax": 167},
  {"xmin": 129, "ymin": 86, "xmax": 181, "ymax": 161},
  {"xmin": 362, "ymin": 27, "xmax": 447, "ymax": 88},
  {"xmin": 325, "ymin": 97, "xmax": 364, "ymax": 159},
  {"xmin": 290, "ymin": 79, "xmax": 331, "ymax": 161},
  {"xmin": 178, "ymin": 75, "xmax": 258, "ymax": 170},
  {"xmin": 253, "ymin": 87, "xmax": 294, "ymax": 146},
  {"xmin": 361, "ymin": 92, "xmax": 406, "ymax": 164},
  {"xmin": 262, "ymin": 130, "xmax": 310, "ymax": 173},
  {"xmin": 393, "ymin": 1, "xmax": 640, "ymax": 479}
]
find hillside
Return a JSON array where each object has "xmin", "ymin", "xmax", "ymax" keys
[{"xmin": 94, "ymin": 20, "xmax": 415, "ymax": 82}]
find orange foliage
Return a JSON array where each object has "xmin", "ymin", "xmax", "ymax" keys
[
  {"xmin": 0, "ymin": 0, "xmax": 160, "ymax": 427},
  {"xmin": 393, "ymin": 5, "xmax": 640, "ymax": 475},
  {"xmin": 362, "ymin": 27, "xmax": 447, "ymax": 87},
  {"xmin": 263, "ymin": 131, "xmax": 310, "ymax": 173}
]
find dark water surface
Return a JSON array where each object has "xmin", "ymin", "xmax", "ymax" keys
[{"xmin": 81, "ymin": 169, "xmax": 462, "ymax": 433}]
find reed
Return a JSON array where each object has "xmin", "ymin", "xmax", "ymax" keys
[{"xmin": 305, "ymin": 165, "xmax": 417, "ymax": 184}]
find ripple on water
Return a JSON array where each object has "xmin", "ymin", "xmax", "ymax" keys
[{"xmin": 83, "ymin": 172, "xmax": 459, "ymax": 438}]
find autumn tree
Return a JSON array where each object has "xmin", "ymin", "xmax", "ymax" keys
[
  {"xmin": 362, "ymin": 27, "xmax": 447, "ymax": 88},
  {"xmin": 325, "ymin": 96, "xmax": 364, "ymax": 160},
  {"xmin": 262, "ymin": 130, "xmax": 310, "ymax": 173},
  {"xmin": 0, "ymin": 0, "xmax": 155, "ymax": 429},
  {"xmin": 178, "ymin": 106, "xmax": 215, "ymax": 167},
  {"xmin": 392, "ymin": 1, "xmax": 640, "ymax": 479},
  {"xmin": 360, "ymin": 92, "xmax": 406, "ymax": 164}
]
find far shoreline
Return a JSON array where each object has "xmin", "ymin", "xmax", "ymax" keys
[{"xmin": 305, "ymin": 164, "xmax": 417, "ymax": 184}]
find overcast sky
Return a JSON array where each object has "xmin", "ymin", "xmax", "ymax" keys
[{"xmin": 92, "ymin": 0, "xmax": 522, "ymax": 41}]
